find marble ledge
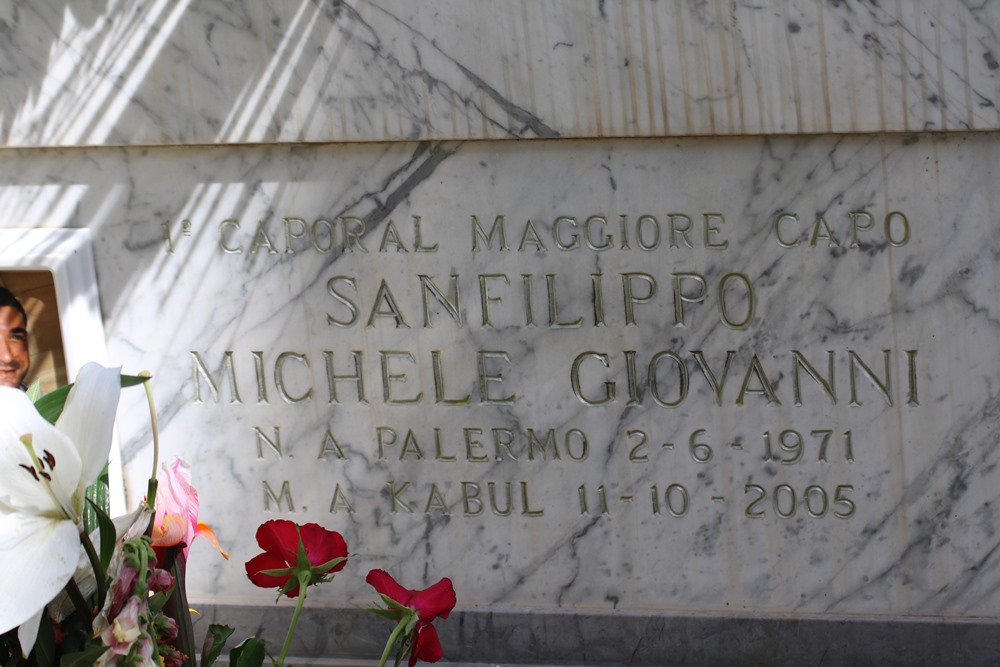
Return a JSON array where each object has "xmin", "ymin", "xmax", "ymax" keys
[
  {"xmin": 196, "ymin": 604, "xmax": 1000, "ymax": 666},
  {"xmin": 1, "ymin": 0, "xmax": 999, "ymax": 148}
]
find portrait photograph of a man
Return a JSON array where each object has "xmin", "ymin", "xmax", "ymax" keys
[{"xmin": 0, "ymin": 272, "xmax": 67, "ymax": 393}]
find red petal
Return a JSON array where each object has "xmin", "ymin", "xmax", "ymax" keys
[
  {"xmin": 411, "ymin": 624, "xmax": 443, "ymax": 665},
  {"xmin": 410, "ymin": 578, "xmax": 456, "ymax": 621},
  {"xmin": 245, "ymin": 553, "xmax": 292, "ymax": 591},
  {"xmin": 298, "ymin": 523, "xmax": 348, "ymax": 572},
  {"xmin": 365, "ymin": 569, "xmax": 412, "ymax": 605},
  {"xmin": 254, "ymin": 520, "xmax": 299, "ymax": 564}
]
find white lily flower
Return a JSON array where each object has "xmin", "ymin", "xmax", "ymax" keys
[{"xmin": 0, "ymin": 363, "xmax": 121, "ymax": 653}]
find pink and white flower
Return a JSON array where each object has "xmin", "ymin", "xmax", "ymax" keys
[{"xmin": 151, "ymin": 458, "xmax": 228, "ymax": 560}]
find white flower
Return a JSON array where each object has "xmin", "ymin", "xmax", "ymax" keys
[{"xmin": 0, "ymin": 363, "xmax": 121, "ymax": 653}]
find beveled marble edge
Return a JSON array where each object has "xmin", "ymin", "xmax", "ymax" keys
[
  {"xmin": 2, "ymin": 0, "xmax": 999, "ymax": 147},
  {"xmin": 193, "ymin": 603, "xmax": 1000, "ymax": 666}
]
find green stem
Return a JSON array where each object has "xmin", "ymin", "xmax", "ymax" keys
[
  {"xmin": 140, "ymin": 371, "xmax": 159, "ymax": 537},
  {"xmin": 275, "ymin": 572, "xmax": 311, "ymax": 667},
  {"xmin": 79, "ymin": 528, "xmax": 107, "ymax": 607},
  {"xmin": 143, "ymin": 478, "xmax": 158, "ymax": 537},
  {"xmin": 377, "ymin": 621, "xmax": 407, "ymax": 667},
  {"xmin": 162, "ymin": 548, "xmax": 196, "ymax": 667},
  {"xmin": 64, "ymin": 577, "xmax": 91, "ymax": 622},
  {"xmin": 140, "ymin": 371, "xmax": 159, "ymax": 483}
]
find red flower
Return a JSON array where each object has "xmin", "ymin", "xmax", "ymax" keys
[
  {"xmin": 366, "ymin": 569, "xmax": 456, "ymax": 666},
  {"xmin": 245, "ymin": 520, "xmax": 348, "ymax": 597}
]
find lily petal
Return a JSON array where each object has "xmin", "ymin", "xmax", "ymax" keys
[
  {"xmin": 0, "ymin": 511, "xmax": 79, "ymax": 638},
  {"xmin": 17, "ymin": 608, "xmax": 44, "ymax": 659},
  {"xmin": 55, "ymin": 363, "xmax": 121, "ymax": 488},
  {"xmin": 0, "ymin": 387, "xmax": 81, "ymax": 518}
]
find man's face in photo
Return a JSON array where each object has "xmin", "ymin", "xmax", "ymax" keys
[{"xmin": 0, "ymin": 305, "xmax": 29, "ymax": 388}]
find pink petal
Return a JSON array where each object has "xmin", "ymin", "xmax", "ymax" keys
[
  {"xmin": 154, "ymin": 459, "xmax": 199, "ymax": 550},
  {"xmin": 151, "ymin": 512, "xmax": 187, "ymax": 548}
]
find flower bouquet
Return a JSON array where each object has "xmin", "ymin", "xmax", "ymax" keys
[{"xmin": 0, "ymin": 364, "xmax": 455, "ymax": 667}]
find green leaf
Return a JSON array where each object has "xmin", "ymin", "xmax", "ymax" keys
[
  {"xmin": 229, "ymin": 637, "xmax": 267, "ymax": 667},
  {"xmin": 120, "ymin": 374, "xmax": 150, "ymax": 388},
  {"xmin": 164, "ymin": 548, "xmax": 197, "ymax": 664},
  {"xmin": 310, "ymin": 556, "xmax": 348, "ymax": 576},
  {"xmin": 201, "ymin": 625, "xmax": 236, "ymax": 667},
  {"xmin": 148, "ymin": 590, "xmax": 172, "ymax": 613},
  {"xmin": 31, "ymin": 617, "xmax": 55, "ymax": 667},
  {"xmin": 257, "ymin": 566, "xmax": 297, "ymax": 578},
  {"xmin": 366, "ymin": 607, "xmax": 405, "ymax": 621},
  {"xmin": 85, "ymin": 497, "xmax": 116, "ymax": 575},
  {"xmin": 379, "ymin": 593, "xmax": 411, "ymax": 612},
  {"xmin": 82, "ymin": 465, "xmax": 110, "ymax": 536},
  {"xmin": 58, "ymin": 645, "xmax": 107, "ymax": 667},
  {"xmin": 34, "ymin": 374, "xmax": 150, "ymax": 424},
  {"xmin": 34, "ymin": 384, "xmax": 71, "ymax": 424},
  {"xmin": 401, "ymin": 613, "xmax": 418, "ymax": 636},
  {"xmin": 25, "ymin": 379, "xmax": 42, "ymax": 402}
]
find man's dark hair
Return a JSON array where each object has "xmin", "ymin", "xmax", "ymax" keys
[{"xmin": 0, "ymin": 286, "xmax": 27, "ymax": 327}]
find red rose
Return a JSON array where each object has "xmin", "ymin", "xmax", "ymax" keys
[
  {"xmin": 366, "ymin": 569, "xmax": 455, "ymax": 666},
  {"xmin": 245, "ymin": 520, "xmax": 348, "ymax": 598}
]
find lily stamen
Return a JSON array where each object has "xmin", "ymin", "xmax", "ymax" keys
[{"xmin": 20, "ymin": 433, "xmax": 78, "ymax": 522}]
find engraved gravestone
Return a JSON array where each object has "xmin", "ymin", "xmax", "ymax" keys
[
  {"xmin": 3, "ymin": 0, "xmax": 1000, "ymax": 663},
  {"xmin": 76, "ymin": 134, "xmax": 993, "ymax": 621}
]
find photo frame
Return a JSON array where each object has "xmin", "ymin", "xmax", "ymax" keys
[{"xmin": 0, "ymin": 228, "xmax": 124, "ymax": 512}]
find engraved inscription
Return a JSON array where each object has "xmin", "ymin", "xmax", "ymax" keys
[{"xmin": 166, "ymin": 205, "xmax": 920, "ymax": 522}]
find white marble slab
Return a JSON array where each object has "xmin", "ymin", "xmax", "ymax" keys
[
  {"xmin": 0, "ymin": 134, "xmax": 997, "ymax": 620},
  {"xmin": 2, "ymin": 0, "xmax": 999, "ymax": 147}
]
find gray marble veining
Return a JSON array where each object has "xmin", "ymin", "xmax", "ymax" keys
[
  {"xmin": 1, "ymin": 1, "xmax": 999, "ymax": 147},
  {"xmin": 0, "ymin": 134, "xmax": 997, "ymax": 620},
  {"xmin": 3, "ymin": 2, "xmax": 1000, "ymax": 665}
]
